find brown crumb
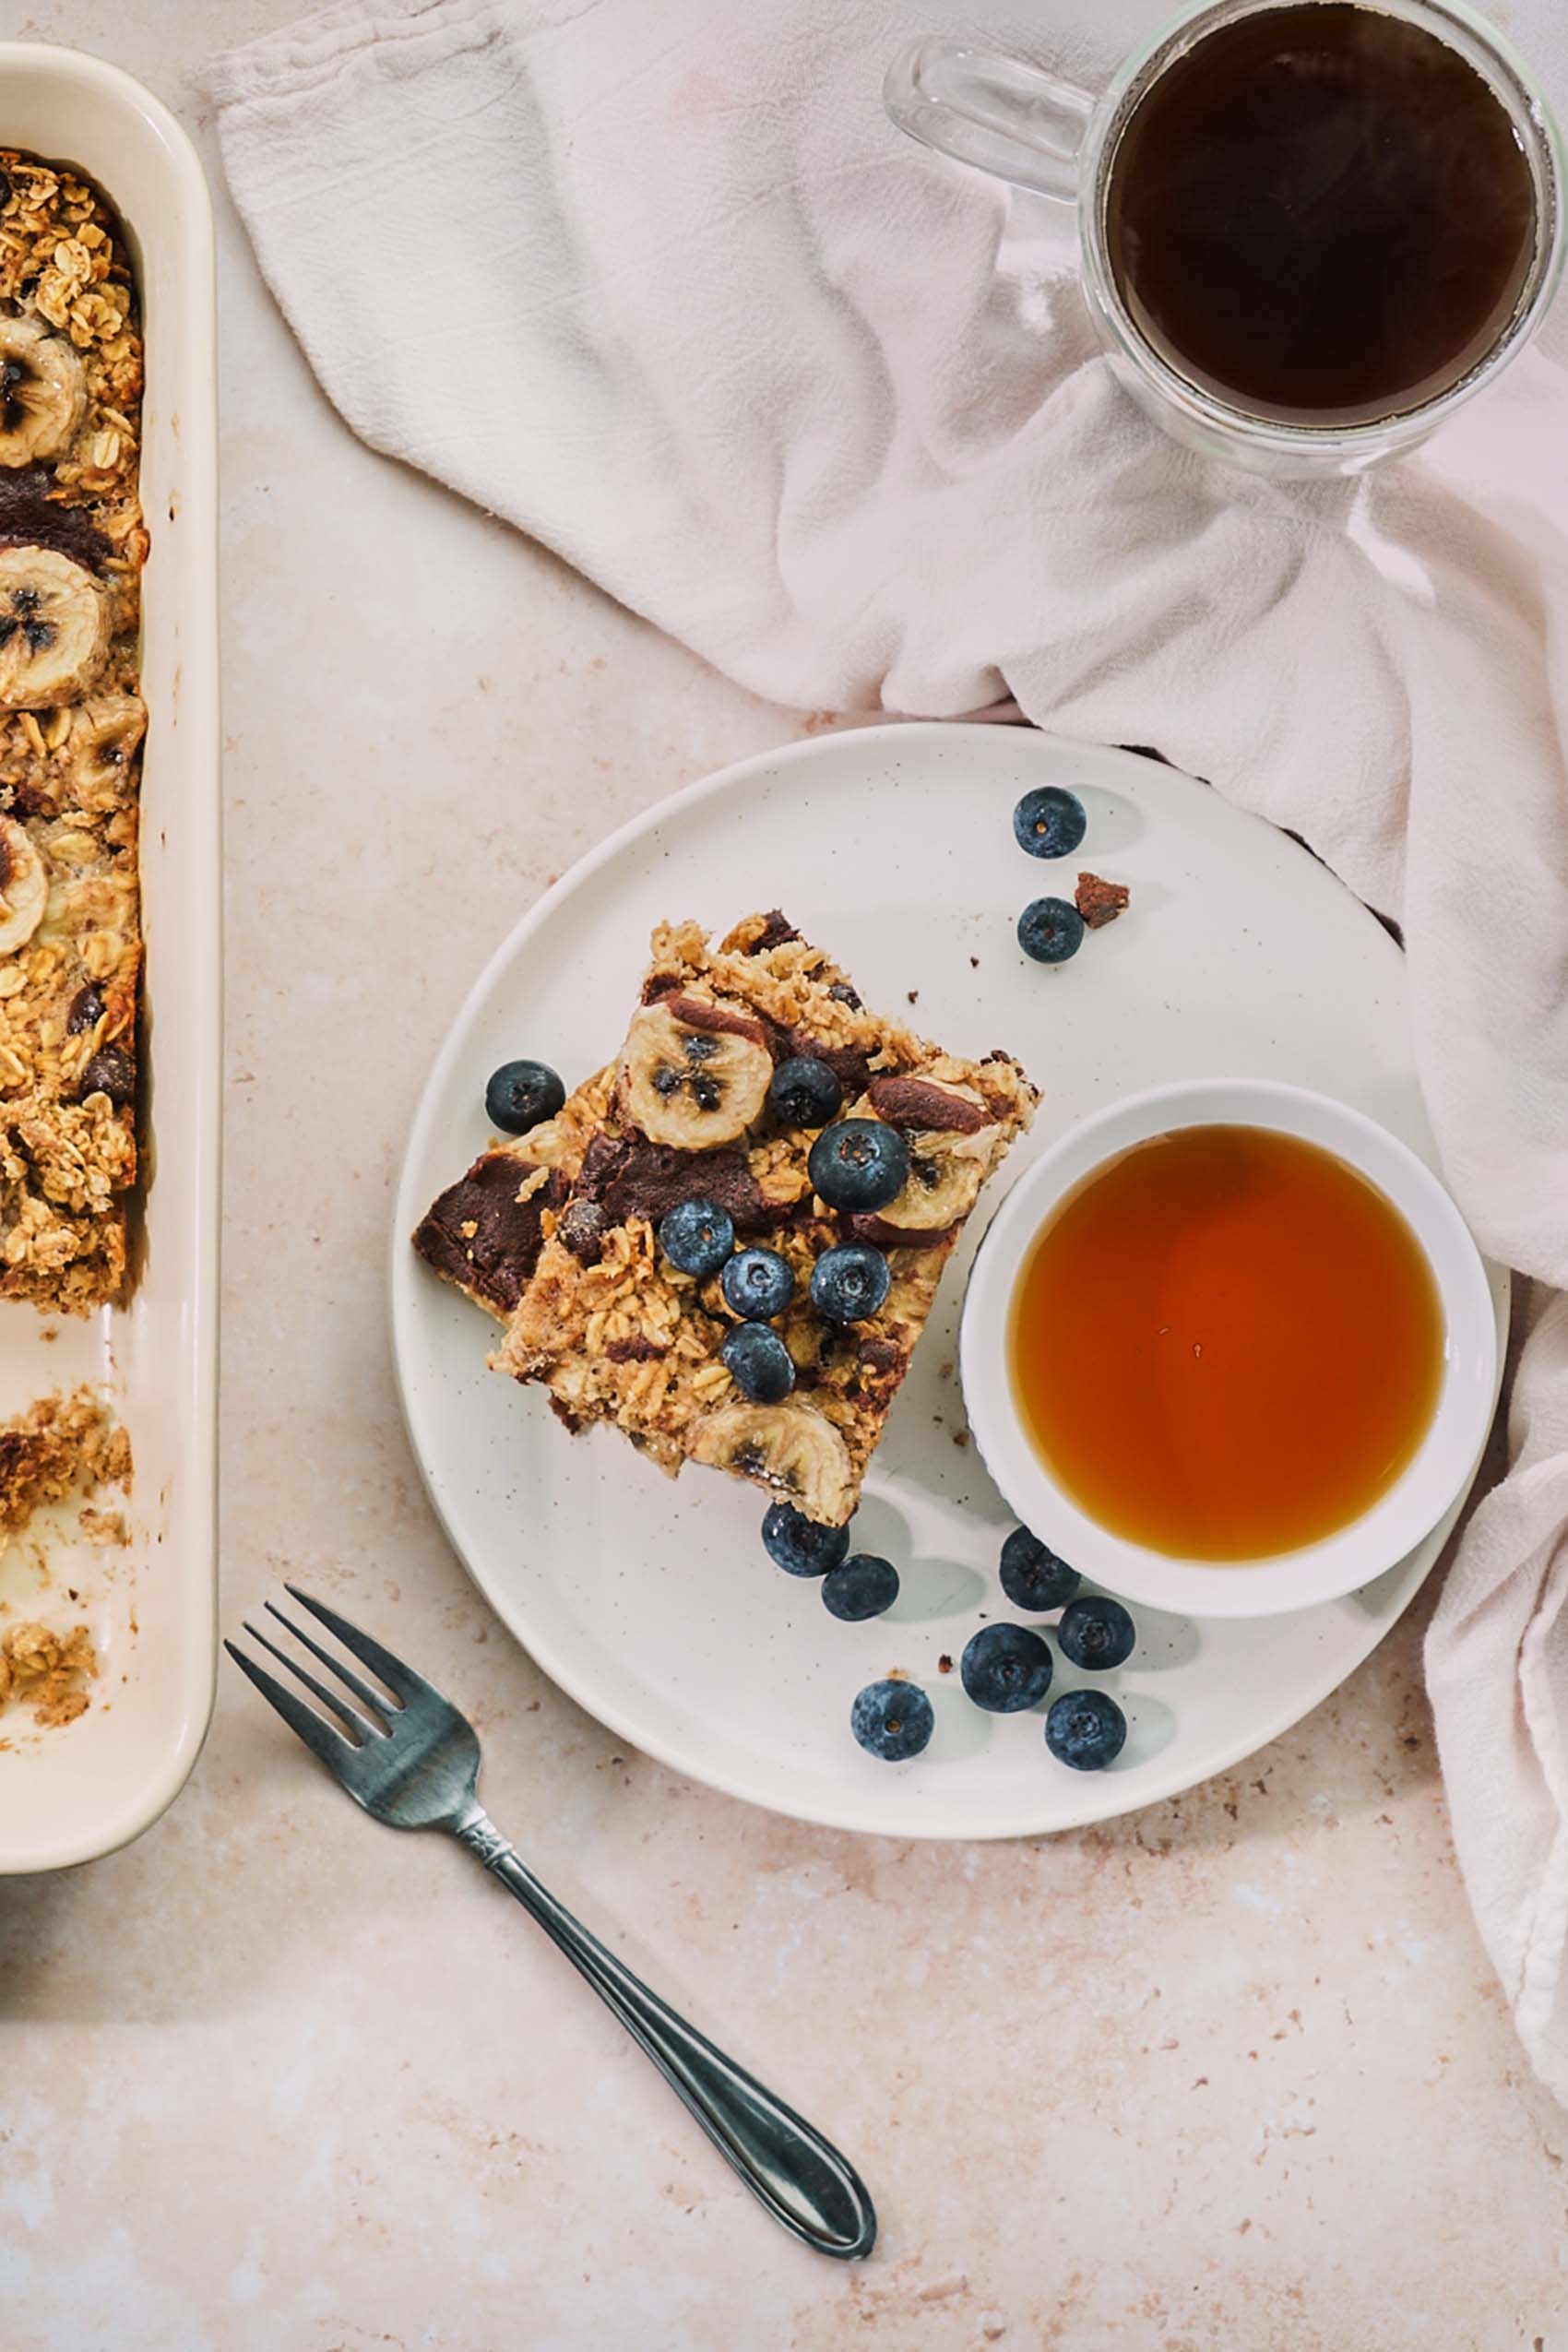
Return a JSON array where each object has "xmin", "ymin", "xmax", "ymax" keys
[
  {"xmin": 2, "ymin": 1619, "xmax": 96, "ymax": 1727},
  {"xmin": 906, "ymin": 990, "xmax": 919, "ymax": 1004},
  {"xmin": 968, "ymin": 956, "xmax": 980, "ymax": 969},
  {"xmin": 951, "ymin": 1428, "xmax": 969, "ymax": 1449},
  {"xmin": 1075, "ymin": 871, "xmax": 1130, "ymax": 929},
  {"xmin": 0, "ymin": 1386, "xmax": 129, "ymax": 1730},
  {"xmin": 937, "ymin": 1654, "xmax": 954, "ymax": 1675},
  {"xmin": 77, "ymin": 1504, "xmax": 127, "ymax": 1546},
  {"xmin": 0, "ymin": 1386, "xmax": 128, "ymax": 1537}
]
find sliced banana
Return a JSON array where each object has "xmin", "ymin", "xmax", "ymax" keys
[
  {"xmin": 844, "ymin": 1083, "xmax": 1002, "ymax": 1237},
  {"xmin": 0, "ymin": 814, "xmax": 48, "ymax": 955},
  {"xmin": 619, "ymin": 1000, "xmax": 772, "ymax": 1147},
  {"xmin": 687, "ymin": 1398, "xmax": 855, "ymax": 1525},
  {"xmin": 0, "ymin": 316, "xmax": 87, "ymax": 467},
  {"xmin": 0, "ymin": 547, "xmax": 108, "ymax": 709},
  {"xmin": 68, "ymin": 692, "xmax": 146, "ymax": 802},
  {"xmin": 875, "ymin": 1126, "xmax": 998, "ymax": 1235}
]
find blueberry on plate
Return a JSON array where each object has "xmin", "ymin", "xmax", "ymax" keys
[
  {"xmin": 1057, "ymin": 1595, "xmax": 1136, "ymax": 1671},
  {"xmin": 808, "ymin": 1118, "xmax": 909, "ymax": 1212},
  {"xmin": 722, "ymin": 1322, "xmax": 796, "ymax": 1404},
  {"xmin": 850, "ymin": 1678, "xmax": 934, "ymax": 1761},
  {"xmin": 959, "ymin": 1622, "xmax": 1053, "ymax": 1713},
  {"xmin": 1045, "ymin": 1688, "xmax": 1127, "ymax": 1771},
  {"xmin": 810, "ymin": 1242, "xmax": 891, "ymax": 1325},
  {"xmin": 763, "ymin": 1501, "xmax": 851, "ymax": 1578},
  {"xmin": 1017, "ymin": 897, "xmax": 1086, "ymax": 965},
  {"xmin": 823, "ymin": 1553, "xmax": 899, "ymax": 1621},
  {"xmin": 1013, "ymin": 785, "xmax": 1087, "ymax": 861},
  {"xmin": 658, "ymin": 1196, "xmax": 735, "ymax": 1279},
  {"xmin": 999, "ymin": 1525, "xmax": 1080, "ymax": 1612},
  {"xmin": 484, "ymin": 1058, "xmax": 565, "ymax": 1135},
  {"xmin": 720, "ymin": 1246, "xmax": 795, "ymax": 1320},
  {"xmin": 769, "ymin": 1055, "xmax": 843, "ymax": 1130}
]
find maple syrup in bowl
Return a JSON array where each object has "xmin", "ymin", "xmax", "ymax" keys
[{"xmin": 959, "ymin": 1082, "xmax": 1498, "ymax": 1619}]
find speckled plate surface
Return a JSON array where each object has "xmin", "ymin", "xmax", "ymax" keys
[{"xmin": 391, "ymin": 724, "xmax": 1507, "ymax": 1840}]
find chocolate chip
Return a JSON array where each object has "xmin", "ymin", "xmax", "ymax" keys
[
  {"xmin": 555, "ymin": 1197, "xmax": 607, "ymax": 1263},
  {"xmin": 66, "ymin": 983, "xmax": 104, "ymax": 1035},
  {"xmin": 662, "ymin": 992, "xmax": 770, "ymax": 1048},
  {"xmin": 603, "ymin": 1334, "xmax": 666, "ymax": 1363},
  {"xmin": 847, "ymin": 1211, "xmax": 959, "ymax": 1252},
  {"xmin": 412, "ymin": 1153, "xmax": 563, "ymax": 1313},
  {"xmin": 748, "ymin": 909, "xmax": 800, "ymax": 953},
  {"xmin": 866, "ymin": 1075, "xmax": 991, "ymax": 1134},
  {"xmin": 856, "ymin": 1336, "xmax": 902, "ymax": 1372},
  {"xmin": 576, "ymin": 1132, "xmax": 770, "ymax": 1230},
  {"xmin": 0, "ymin": 468, "xmax": 111, "ymax": 572},
  {"xmin": 780, "ymin": 1028, "xmax": 871, "ymax": 1092},
  {"xmin": 77, "ymin": 1046, "xmax": 134, "ymax": 1109}
]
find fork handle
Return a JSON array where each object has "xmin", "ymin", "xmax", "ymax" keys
[{"xmin": 456, "ymin": 1812, "xmax": 875, "ymax": 2260}]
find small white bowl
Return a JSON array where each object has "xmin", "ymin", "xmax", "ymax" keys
[{"xmin": 959, "ymin": 1080, "xmax": 1499, "ymax": 1621}]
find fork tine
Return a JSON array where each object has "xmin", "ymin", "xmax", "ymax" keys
[
  {"xmin": 224, "ymin": 1638, "xmax": 356, "ymax": 1772},
  {"xmin": 243, "ymin": 1621, "xmax": 385, "ymax": 1743},
  {"xmin": 264, "ymin": 1599, "xmax": 398, "ymax": 1725},
  {"xmin": 282, "ymin": 1583, "xmax": 434, "ymax": 1705}
]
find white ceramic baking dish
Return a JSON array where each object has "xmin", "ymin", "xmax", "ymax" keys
[{"xmin": 0, "ymin": 46, "xmax": 219, "ymax": 1872}]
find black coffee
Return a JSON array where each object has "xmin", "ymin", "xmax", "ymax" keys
[{"xmin": 1105, "ymin": 2, "xmax": 1538, "ymax": 425}]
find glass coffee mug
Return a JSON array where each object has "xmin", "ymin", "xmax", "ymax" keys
[{"xmin": 885, "ymin": 0, "xmax": 1564, "ymax": 476}]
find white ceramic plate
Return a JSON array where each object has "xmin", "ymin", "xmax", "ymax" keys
[
  {"xmin": 0, "ymin": 51, "xmax": 220, "ymax": 1873},
  {"xmin": 392, "ymin": 725, "xmax": 1507, "ymax": 1840}
]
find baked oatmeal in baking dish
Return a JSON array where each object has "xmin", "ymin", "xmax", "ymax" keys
[
  {"xmin": 417, "ymin": 911, "xmax": 1037, "ymax": 1525},
  {"xmin": 0, "ymin": 151, "xmax": 145, "ymax": 1312}
]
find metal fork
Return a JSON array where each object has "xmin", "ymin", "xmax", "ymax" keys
[{"xmin": 226, "ymin": 1586, "xmax": 875, "ymax": 2261}]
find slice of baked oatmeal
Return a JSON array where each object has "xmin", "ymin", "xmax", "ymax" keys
[{"xmin": 488, "ymin": 912, "xmax": 1037, "ymax": 1525}]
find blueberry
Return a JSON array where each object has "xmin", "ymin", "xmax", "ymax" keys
[
  {"xmin": 721, "ymin": 1246, "xmax": 794, "ymax": 1320},
  {"xmin": 1045, "ymin": 1688, "xmax": 1127, "ymax": 1771},
  {"xmin": 721, "ymin": 1322, "xmax": 795, "ymax": 1403},
  {"xmin": 484, "ymin": 1058, "xmax": 565, "ymax": 1134},
  {"xmin": 808, "ymin": 1119, "xmax": 909, "ymax": 1212},
  {"xmin": 763, "ymin": 1502, "xmax": 850, "ymax": 1577},
  {"xmin": 850, "ymin": 1679, "xmax": 934, "ymax": 1761},
  {"xmin": 1017, "ymin": 897, "xmax": 1085, "ymax": 965},
  {"xmin": 959, "ymin": 1622, "xmax": 1053, "ymax": 1713},
  {"xmin": 658, "ymin": 1196, "xmax": 734, "ymax": 1278},
  {"xmin": 999, "ymin": 1526, "xmax": 1080, "ymax": 1613},
  {"xmin": 769, "ymin": 1055, "xmax": 843, "ymax": 1129},
  {"xmin": 810, "ymin": 1242, "xmax": 891, "ymax": 1325},
  {"xmin": 1013, "ymin": 786, "xmax": 1087, "ymax": 861},
  {"xmin": 823, "ymin": 1553, "xmax": 899, "ymax": 1621},
  {"xmin": 1057, "ymin": 1595, "xmax": 1136, "ymax": 1671}
]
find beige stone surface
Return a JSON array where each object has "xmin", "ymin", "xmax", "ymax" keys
[{"xmin": 0, "ymin": 5, "xmax": 1564, "ymax": 2346}]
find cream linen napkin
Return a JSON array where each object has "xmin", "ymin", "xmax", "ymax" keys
[{"xmin": 209, "ymin": 0, "xmax": 1568, "ymax": 2095}]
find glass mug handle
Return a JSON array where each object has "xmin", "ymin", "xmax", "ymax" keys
[{"xmin": 884, "ymin": 38, "xmax": 1095, "ymax": 203}]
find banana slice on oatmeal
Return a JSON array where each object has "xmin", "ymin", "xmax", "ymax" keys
[
  {"xmin": 849, "ymin": 1077, "xmax": 1004, "ymax": 1236},
  {"xmin": 0, "ymin": 548, "xmax": 109, "ymax": 709},
  {"xmin": 0, "ymin": 316, "xmax": 87, "ymax": 467},
  {"xmin": 686, "ymin": 1398, "xmax": 857, "ymax": 1525},
  {"xmin": 619, "ymin": 996, "xmax": 773, "ymax": 1147},
  {"xmin": 69, "ymin": 693, "xmax": 146, "ymax": 801},
  {"xmin": 0, "ymin": 815, "xmax": 48, "ymax": 955}
]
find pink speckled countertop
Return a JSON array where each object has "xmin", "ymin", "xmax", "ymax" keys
[{"xmin": 0, "ymin": 6, "xmax": 1562, "ymax": 2346}]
